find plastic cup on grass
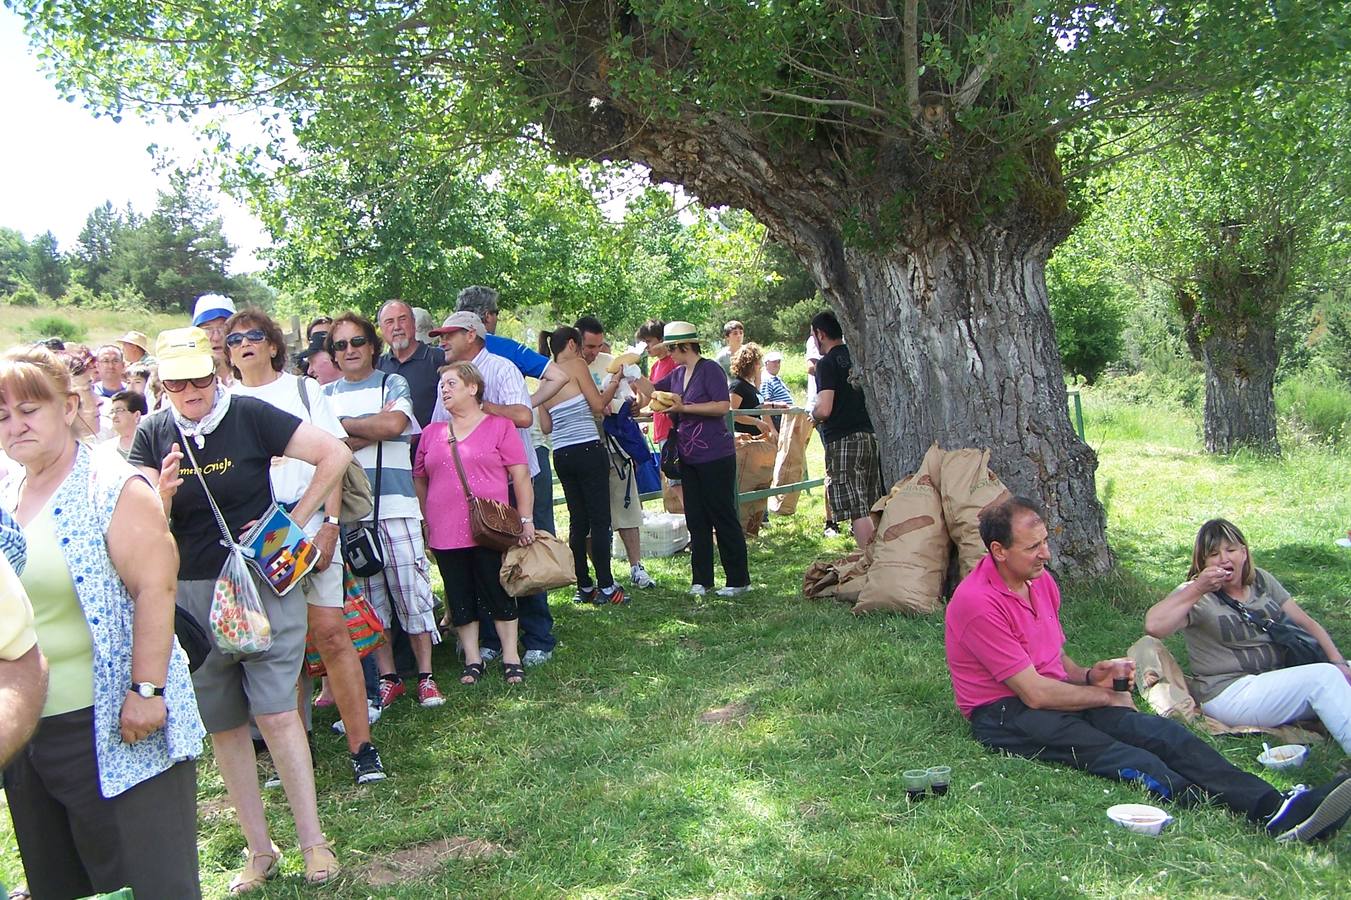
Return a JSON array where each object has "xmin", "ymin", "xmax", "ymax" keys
[
  {"xmin": 926, "ymin": 766, "xmax": 952, "ymax": 796},
  {"xmin": 903, "ymin": 769, "xmax": 929, "ymax": 801}
]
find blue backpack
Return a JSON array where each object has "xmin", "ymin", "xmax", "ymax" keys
[{"xmin": 604, "ymin": 401, "xmax": 661, "ymax": 498}]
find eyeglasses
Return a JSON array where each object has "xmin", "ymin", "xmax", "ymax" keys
[
  {"xmin": 330, "ymin": 335, "xmax": 371, "ymax": 352},
  {"xmin": 161, "ymin": 375, "xmax": 216, "ymax": 393},
  {"xmin": 225, "ymin": 329, "xmax": 268, "ymax": 348}
]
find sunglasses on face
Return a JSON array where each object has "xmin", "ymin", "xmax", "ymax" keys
[
  {"xmin": 330, "ymin": 335, "xmax": 371, "ymax": 352},
  {"xmin": 225, "ymin": 329, "xmax": 268, "ymax": 348},
  {"xmin": 162, "ymin": 375, "xmax": 217, "ymax": 393}
]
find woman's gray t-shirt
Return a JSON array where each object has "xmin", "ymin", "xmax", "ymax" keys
[{"xmin": 1181, "ymin": 567, "xmax": 1291, "ymax": 703}]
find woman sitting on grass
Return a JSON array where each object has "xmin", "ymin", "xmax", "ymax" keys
[{"xmin": 1145, "ymin": 518, "xmax": 1351, "ymax": 757}]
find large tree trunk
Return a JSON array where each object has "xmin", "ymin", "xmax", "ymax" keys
[
  {"xmin": 1186, "ymin": 313, "xmax": 1280, "ymax": 454},
  {"xmin": 786, "ymin": 223, "xmax": 1112, "ymax": 577},
  {"xmin": 1179, "ymin": 224, "xmax": 1289, "ymax": 455}
]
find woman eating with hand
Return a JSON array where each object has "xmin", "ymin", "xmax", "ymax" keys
[
  {"xmin": 0, "ymin": 345, "xmax": 205, "ymax": 899},
  {"xmin": 129, "ymin": 326, "xmax": 353, "ymax": 892},
  {"xmin": 414, "ymin": 362, "xmax": 535, "ymax": 685},
  {"xmin": 1145, "ymin": 518, "xmax": 1351, "ymax": 756}
]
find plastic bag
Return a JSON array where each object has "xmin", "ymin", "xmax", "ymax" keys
[{"xmin": 210, "ymin": 546, "xmax": 273, "ymax": 654}]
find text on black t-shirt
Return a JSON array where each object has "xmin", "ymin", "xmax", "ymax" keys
[{"xmin": 128, "ymin": 397, "xmax": 302, "ymax": 580}]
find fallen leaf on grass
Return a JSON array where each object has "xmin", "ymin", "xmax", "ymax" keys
[
  {"xmin": 360, "ymin": 837, "xmax": 511, "ymax": 886},
  {"xmin": 699, "ymin": 700, "xmax": 751, "ymax": 725}
]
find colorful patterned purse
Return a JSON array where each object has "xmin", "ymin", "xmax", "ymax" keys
[{"xmin": 303, "ymin": 565, "xmax": 387, "ymax": 676}]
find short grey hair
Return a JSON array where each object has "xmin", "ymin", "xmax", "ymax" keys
[
  {"xmin": 377, "ymin": 298, "xmax": 413, "ymax": 323},
  {"xmin": 456, "ymin": 285, "xmax": 499, "ymax": 318}
]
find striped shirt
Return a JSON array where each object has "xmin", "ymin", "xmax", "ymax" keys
[
  {"xmin": 761, "ymin": 373, "xmax": 794, "ymax": 407},
  {"xmin": 323, "ymin": 370, "xmax": 422, "ymax": 520}
]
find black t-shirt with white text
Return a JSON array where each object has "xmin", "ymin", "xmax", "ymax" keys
[
  {"xmin": 814, "ymin": 344, "xmax": 873, "ymax": 443},
  {"xmin": 129, "ymin": 397, "xmax": 302, "ymax": 580}
]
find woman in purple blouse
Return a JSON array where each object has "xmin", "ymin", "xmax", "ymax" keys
[{"xmin": 649, "ymin": 322, "xmax": 750, "ymax": 597}]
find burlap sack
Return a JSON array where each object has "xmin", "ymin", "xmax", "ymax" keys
[
  {"xmin": 1128, "ymin": 636, "xmax": 1326, "ymax": 743},
  {"xmin": 499, "ymin": 531, "xmax": 576, "ymax": 597},
  {"xmin": 851, "ymin": 459, "xmax": 948, "ymax": 616},
  {"xmin": 769, "ymin": 411, "xmax": 813, "ymax": 515},
  {"xmin": 1128, "ymin": 635, "xmax": 1198, "ymax": 721},
  {"xmin": 940, "ymin": 448, "xmax": 1012, "ymax": 578},
  {"xmin": 802, "ymin": 551, "xmax": 870, "ymax": 603},
  {"xmin": 736, "ymin": 435, "xmax": 777, "ymax": 536}
]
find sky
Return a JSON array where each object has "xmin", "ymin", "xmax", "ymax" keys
[{"xmin": 0, "ymin": 10, "xmax": 270, "ymax": 273}]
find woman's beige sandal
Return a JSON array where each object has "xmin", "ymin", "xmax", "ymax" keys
[
  {"xmin": 228, "ymin": 844, "xmax": 281, "ymax": 894},
  {"xmin": 301, "ymin": 839, "xmax": 342, "ymax": 886}
]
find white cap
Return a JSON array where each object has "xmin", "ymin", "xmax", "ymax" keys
[{"xmin": 191, "ymin": 294, "xmax": 236, "ymax": 326}]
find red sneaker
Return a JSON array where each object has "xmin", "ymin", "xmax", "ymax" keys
[
  {"xmin": 377, "ymin": 678, "xmax": 406, "ymax": 709},
  {"xmin": 416, "ymin": 676, "xmax": 446, "ymax": 708}
]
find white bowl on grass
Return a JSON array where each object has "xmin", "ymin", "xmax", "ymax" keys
[
  {"xmin": 1257, "ymin": 744, "xmax": 1308, "ymax": 770},
  {"xmin": 1107, "ymin": 803, "xmax": 1173, "ymax": 835}
]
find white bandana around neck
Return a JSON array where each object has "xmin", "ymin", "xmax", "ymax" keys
[{"xmin": 173, "ymin": 385, "xmax": 233, "ymax": 449}]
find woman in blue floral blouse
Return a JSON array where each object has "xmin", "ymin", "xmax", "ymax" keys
[{"xmin": 0, "ymin": 345, "xmax": 205, "ymax": 900}]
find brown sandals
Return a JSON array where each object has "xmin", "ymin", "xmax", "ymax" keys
[
  {"xmin": 301, "ymin": 839, "xmax": 342, "ymax": 886},
  {"xmin": 228, "ymin": 844, "xmax": 281, "ymax": 894}
]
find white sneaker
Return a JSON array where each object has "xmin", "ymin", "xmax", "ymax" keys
[
  {"xmin": 523, "ymin": 649, "xmax": 553, "ymax": 667},
  {"xmin": 689, "ymin": 584, "xmax": 708, "ymax": 596},
  {"xmin": 631, "ymin": 564, "xmax": 657, "ymax": 589},
  {"xmin": 716, "ymin": 585, "xmax": 751, "ymax": 597},
  {"xmin": 330, "ymin": 699, "xmax": 382, "ymax": 737},
  {"xmin": 480, "ymin": 647, "xmax": 501, "ymax": 663}
]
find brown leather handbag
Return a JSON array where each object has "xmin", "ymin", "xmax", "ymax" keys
[{"xmin": 447, "ymin": 422, "xmax": 524, "ymax": 553}]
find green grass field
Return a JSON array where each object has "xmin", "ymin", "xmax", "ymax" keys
[{"xmin": 3, "ymin": 390, "xmax": 1350, "ymax": 898}]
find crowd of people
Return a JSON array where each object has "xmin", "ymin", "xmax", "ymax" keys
[{"xmin": 1, "ymin": 287, "xmax": 1348, "ymax": 898}]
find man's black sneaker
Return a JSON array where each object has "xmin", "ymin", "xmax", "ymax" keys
[
  {"xmin": 572, "ymin": 585, "xmax": 598, "ymax": 604},
  {"xmin": 1267, "ymin": 776, "xmax": 1351, "ymax": 842},
  {"xmin": 351, "ymin": 741, "xmax": 387, "ymax": 785}
]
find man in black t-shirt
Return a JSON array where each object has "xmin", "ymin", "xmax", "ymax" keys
[{"xmin": 809, "ymin": 310, "xmax": 884, "ymax": 548}]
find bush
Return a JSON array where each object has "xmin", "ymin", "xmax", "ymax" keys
[
  {"xmin": 60, "ymin": 284, "xmax": 98, "ymax": 307},
  {"xmin": 19, "ymin": 315, "xmax": 88, "ymax": 345},
  {"xmin": 7, "ymin": 285, "xmax": 41, "ymax": 307},
  {"xmin": 1047, "ymin": 271, "xmax": 1126, "ymax": 384},
  {"xmin": 771, "ymin": 295, "xmax": 820, "ymax": 346},
  {"xmin": 1276, "ymin": 370, "xmax": 1351, "ymax": 443}
]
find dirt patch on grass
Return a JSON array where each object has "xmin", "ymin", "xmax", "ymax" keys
[
  {"xmin": 698, "ymin": 700, "xmax": 751, "ymax": 725},
  {"xmin": 360, "ymin": 837, "xmax": 510, "ymax": 886}
]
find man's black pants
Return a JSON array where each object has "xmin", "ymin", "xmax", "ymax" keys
[{"xmin": 970, "ymin": 696, "xmax": 1280, "ymax": 822}]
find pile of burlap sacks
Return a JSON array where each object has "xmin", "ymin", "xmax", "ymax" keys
[{"xmin": 803, "ymin": 443, "xmax": 1011, "ymax": 616}]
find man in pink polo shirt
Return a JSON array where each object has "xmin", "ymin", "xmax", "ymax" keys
[{"xmin": 945, "ymin": 496, "xmax": 1351, "ymax": 843}]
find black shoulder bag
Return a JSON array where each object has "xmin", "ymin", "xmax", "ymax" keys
[
  {"xmin": 340, "ymin": 374, "xmax": 388, "ymax": 577},
  {"xmin": 1216, "ymin": 581, "xmax": 1329, "ymax": 668}
]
